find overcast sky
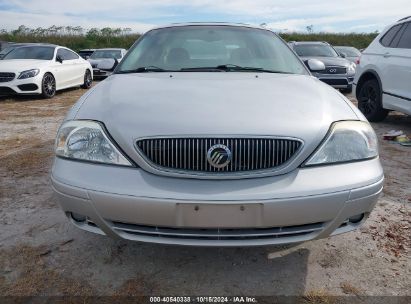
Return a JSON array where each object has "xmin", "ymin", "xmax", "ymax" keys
[{"xmin": 0, "ymin": 0, "xmax": 409, "ymax": 33}]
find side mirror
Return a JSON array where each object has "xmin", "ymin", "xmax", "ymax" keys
[
  {"xmin": 307, "ymin": 59, "xmax": 325, "ymax": 71},
  {"xmin": 56, "ymin": 55, "xmax": 63, "ymax": 63},
  {"xmin": 85, "ymin": 55, "xmax": 90, "ymax": 60},
  {"xmin": 339, "ymin": 52, "xmax": 347, "ymax": 58}
]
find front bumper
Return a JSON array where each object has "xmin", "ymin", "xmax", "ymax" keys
[
  {"xmin": 92, "ymin": 68, "xmax": 112, "ymax": 78},
  {"xmin": 0, "ymin": 74, "xmax": 43, "ymax": 95},
  {"xmin": 51, "ymin": 157, "xmax": 383, "ymax": 246}
]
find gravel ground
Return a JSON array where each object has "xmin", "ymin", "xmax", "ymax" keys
[{"xmin": 0, "ymin": 87, "xmax": 410, "ymax": 300}]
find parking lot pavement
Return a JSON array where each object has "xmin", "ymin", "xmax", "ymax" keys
[{"xmin": 0, "ymin": 89, "xmax": 410, "ymax": 297}]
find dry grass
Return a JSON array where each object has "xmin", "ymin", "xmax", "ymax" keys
[
  {"xmin": 0, "ymin": 87, "xmax": 85, "ymax": 162},
  {"xmin": 0, "ymin": 136, "xmax": 25, "ymax": 155},
  {"xmin": 340, "ymin": 282, "xmax": 362, "ymax": 296},
  {"xmin": 112, "ymin": 278, "xmax": 155, "ymax": 296},
  {"xmin": 0, "ymin": 244, "xmax": 94, "ymax": 296},
  {"xmin": 366, "ymin": 207, "xmax": 411, "ymax": 258},
  {"xmin": 0, "ymin": 244, "xmax": 158, "ymax": 297},
  {"xmin": 1, "ymin": 142, "xmax": 54, "ymax": 177},
  {"xmin": 303, "ymin": 289, "xmax": 336, "ymax": 304}
]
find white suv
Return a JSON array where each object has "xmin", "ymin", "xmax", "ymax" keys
[{"xmin": 354, "ymin": 17, "xmax": 411, "ymax": 121}]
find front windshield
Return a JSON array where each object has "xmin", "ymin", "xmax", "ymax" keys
[
  {"xmin": 335, "ymin": 47, "xmax": 360, "ymax": 57},
  {"xmin": 90, "ymin": 50, "xmax": 122, "ymax": 59},
  {"xmin": 294, "ymin": 44, "xmax": 339, "ymax": 57},
  {"xmin": 117, "ymin": 25, "xmax": 308, "ymax": 74},
  {"xmin": 3, "ymin": 46, "xmax": 55, "ymax": 60}
]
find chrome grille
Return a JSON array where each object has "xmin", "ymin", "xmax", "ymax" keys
[
  {"xmin": 110, "ymin": 221, "xmax": 324, "ymax": 241},
  {"xmin": 136, "ymin": 137, "xmax": 302, "ymax": 173},
  {"xmin": 0, "ymin": 72, "xmax": 15, "ymax": 82},
  {"xmin": 323, "ymin": 66, "xmax": 347, "ymax": 74}
]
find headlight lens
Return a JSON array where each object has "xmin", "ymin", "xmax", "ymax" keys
[
  {"xmin": 305, "ymin": 121, "xmax": 378, "ymax": 166},
  {"xmin": 55, "ymin": 120, "xmax": 132, "ymax": 166},
  {"xmin": 348, "ymin": 63, "xmax": 356, "ymax": 74},
  {"xmin": 18, "ymin": 69, "xmax": 40, "ymax": 79}
]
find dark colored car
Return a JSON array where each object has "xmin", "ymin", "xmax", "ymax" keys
[
  {"xmin": 289, "ymin": 41, "xmax": 356, "ymax": 93},
  {"xmin": 78, "ymin": 49, "xmax": 96, "ymax": 60}
]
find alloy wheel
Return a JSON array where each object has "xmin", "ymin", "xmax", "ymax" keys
[
  {"xmin": 43, "ymin": 74, "xmax": 56, "ymax": 97},
  {"xmin": 358, "ymin": 83, "xmax": 377, "ymax": 115},
  {"xmin": 82, "ymin": 70, "xmax": 92, "ymax": 89},
  {"xmin": 85, "ymin": 70, "xmax": 92, "ymax": 87}
]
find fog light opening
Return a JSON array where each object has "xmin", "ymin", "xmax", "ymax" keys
[
  {"xmin": 348, "ymin": 213, "xmax": 365, "ymax": 224},
  {"xmin": 71, "ymin": 212, "xmax": 87, "ymax": 222}
]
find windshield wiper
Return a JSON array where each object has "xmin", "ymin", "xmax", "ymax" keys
[
  {"xmin": 117, "ymin": 66, "xmax": 173, "ymax": 73},
  {"xmin": 181, "ymin": 64, "xmax": 291, "ymax": 74},
  {"xmin": 180, "ymin": 67, "xmax": 225, "ymax": 72},
  {"xmin": 118, "ymin": 65, "xmax": 292, "ymax": 74},
  {"xmin": 217, "ymin": 64, "xmax": 293, "ymax": 73}
]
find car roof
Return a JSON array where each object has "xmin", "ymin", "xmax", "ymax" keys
[
  {"xmin": 7, "ymin": 42, "xmax": 56, "ymax": 47},
  {"xmin": 379, "ymin": 17, "xmax": 411, "ymax": 36},
  {"xmin": 382, "ymin": 16, "xmax": 411, "ymax": 31},
  {"xmin": 397, "ymin": 16, "xmax": 411, "ymax": 23},
  {"xmin": 149, "ymin": 22, "xmax": 270, "ymax": 31},
  {"xmin": 12, "ymin": 43, "xmax": 58, "ymax": 48}
]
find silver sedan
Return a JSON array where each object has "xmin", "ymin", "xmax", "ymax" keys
[{"xmin": 52, "ymin": 23, "xmax": 383, "ymax": 246}]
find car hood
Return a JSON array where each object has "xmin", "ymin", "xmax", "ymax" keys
[
  {"xmin": 300, "ymin": 56, "xmax": 351, "ymax": 67},
  {"xmin": 0, "ymin": 59, "xmax": 51, "ymax": 72},
  {"xmin": 72, "ymin": 72, "xmax": 359, "ymax": 173},
  {"xmin": 88, "ymin": 58, "xmax": 118, "ymax": 70}
]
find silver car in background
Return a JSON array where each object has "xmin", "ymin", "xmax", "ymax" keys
[
  {"xmin": 52, "ymin": 23, "xmax": 383, "ymax": 246},
  {"xmin": 87, "ymin": 48, "xmax": 127, "ymax": 78},
  {"xmin": 334, "ymin": 46, "xmax": 361, "ymax": 64}
]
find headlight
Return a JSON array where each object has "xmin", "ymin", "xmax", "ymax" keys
[
  {"xmin": 348, "ymin": 63, "xmax": 356, "ymax": 74},
  {"xmin": 18, "ymin": 69, "xmax": 40, "ymax": 79},
  {"xmin": 304, "ymin": 121, "xmax": 378, "ymax": 166},
  {"xmin": 55, "ymin": 120, "xmax": 132, "ymax": 166}
]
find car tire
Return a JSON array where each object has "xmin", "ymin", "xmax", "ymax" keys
[
  {"xmin": 357, "ymin": 79, "xmax": 388, "ymax": 122},
  {"xmin": 81, "ymin": 70, "xmax": 92, "ymax": 89},
  {"xmin": 41, "ymin": 73, "xmax": 56, "ymax": 99}
]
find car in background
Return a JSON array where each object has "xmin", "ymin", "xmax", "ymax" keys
[
  {"xmin": 354, "ymin": 16, "xmax": 411, "ymax": 121},
  {"xmin": 88, "ymin": 48, "xmax": 127, "ymax": 79},
  {"xmin": 334, "ymin": 46, "xmax": 361, "ymax": 64},
  {"xmin": 0, "ymin": 44, "xmax": 92, "ymax": 98},
  {"xmin": 52, "ymin": 23, "xmax": 383, "ymax": 247},
  {"xmin": 289, "ymin": 41, "xmax": 356, "ymax": 93},
  {"xmin": 78, "ymin": 49, "xmax": 96, "ymax": 60}
]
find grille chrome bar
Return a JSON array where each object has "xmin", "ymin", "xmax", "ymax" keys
[
  {"xmin": 136, "ymin": 137, "xmax": 302, "ymax": 174},
  {"xmin": 110, "ymin": 221, "xmax": 324, "ymax": 240}
]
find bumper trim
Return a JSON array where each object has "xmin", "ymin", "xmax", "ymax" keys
[{"xmin": 110, "ymin": 220, "xmax": 325, "ymax": 239}]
